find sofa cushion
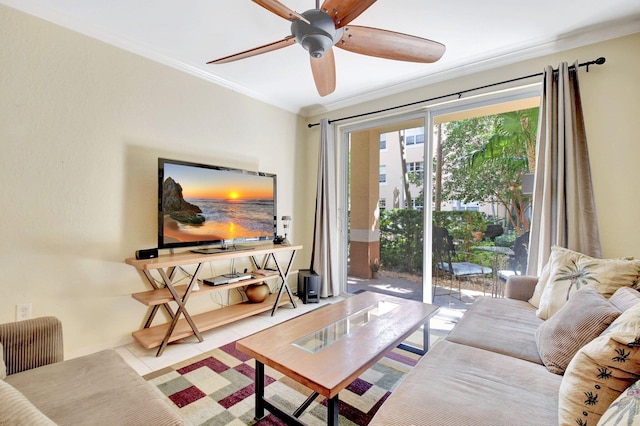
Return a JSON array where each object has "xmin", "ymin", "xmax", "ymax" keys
[
  {"xmin": 0, "ymin": 342, "xmax": 6, "ymax": 380},
  {"xmin": 535, "ymin": 285, "xmax": 621, "ymax": 374},
  {"xmin": 504, "ymin": 275, "xmax": 539, "ymax": 301},
  {"xmin": 536, "ymin": 246, "xmax": 640, "ymax": 319},
  {"xmin": 597, "ymin": 378, "xmax": 640, "ymax": 425},
  {"xmin": 0, "ymin": 378, "xmax": 58, "ymax": 425},
  {"xmin": 369, "ymin": 340, "xmax": 561, "ymax": 426},
  {"xmin": 446, "ymin": 296, "xmax": 543, "ymax": 364},
  {"xmin": 558, "ymin": 331, "xmax": 640, "ymax": 426},
  {"xmin": 5, "ymin": 349, "xmax": 183, "ymax": 426}
]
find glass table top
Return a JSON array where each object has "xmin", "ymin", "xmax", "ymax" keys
[{"xmin": 292, "ymin": 300, "xmax": 400, "ymax": 354}]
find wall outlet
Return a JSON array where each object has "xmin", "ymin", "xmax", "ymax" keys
[{"xmin": 16, "ymin": 303, "xmax": 32, "ymax": 321}]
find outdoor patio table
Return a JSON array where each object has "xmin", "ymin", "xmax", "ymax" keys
[{"xmin": 474, "ymin": 246, "xmax": 514, "ymax": 297}]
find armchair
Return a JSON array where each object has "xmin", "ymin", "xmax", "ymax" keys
[
  {"xmin": 0, "ymin": 316, "xmax": 63, "ymax": 376},
  {"xmin": 0, "ymin": 317, "xmax": 183, "ymax": 425}
]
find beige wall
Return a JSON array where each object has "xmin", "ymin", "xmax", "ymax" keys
[
  {"xmin": 2, "ymin": 3, "xmax": 639, "ymax": 357},
  {"xmin": 306, "ymin": 32, "xmax": 640, "ymax": 262},
  {"xmin": 0, "ymin": 5, "xmax": 313, "ymax": 357}
]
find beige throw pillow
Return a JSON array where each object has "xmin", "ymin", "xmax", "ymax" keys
[
  {"xmin": 535, "ymin": 285, "xmax": 621, "ymax": 375},
  {"xmin": 558, "ymin": 331, "xmax": 640, "ymax": 426},
  {"xmin": 529, "ymin": 258, "xmax": 554, "ymax": 308},
  {"xmin": 536, "ymin": 246, "xmax": 640, "ymax": 320}
]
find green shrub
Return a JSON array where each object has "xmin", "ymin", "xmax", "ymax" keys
[
  {"xmin": 380, "ymin": 209, "xmax": 424, "ymax": 274},
  {"xmin": 494, "ymin": 231, "xmax": 517, "ymax": 247},
  {"xmin": 379, "ymin": 209, "xmax": 504, "ymax": 275},
  {"xmin": 433, "ymin": 210, "xmax": 491, "ymax": 253}
]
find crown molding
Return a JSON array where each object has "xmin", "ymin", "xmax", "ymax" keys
[
  {"xmin": 299, "ymin": 17, "xmax": 640, "ymax": 117},
  {"xmin": 3, "ymin": 1, "xmax": 639, "ymax": 118}
]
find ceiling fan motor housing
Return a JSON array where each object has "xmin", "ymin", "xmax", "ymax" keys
[{"xmin": 292, "ymin": 9, "xmax": 343, "ymax": 58}]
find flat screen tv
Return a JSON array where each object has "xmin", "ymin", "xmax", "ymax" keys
[{"xmin": 158, "ymin": 158, "xmax": 276, "ymax": 251}]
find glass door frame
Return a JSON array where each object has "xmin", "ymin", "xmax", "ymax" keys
[
  {"xmin": 335, "ymin": 84, "xmax": 542, "ymax": 303},
  {"xmin": 336, "ymin": 110, "xmax": 431, "ymax": 302}
]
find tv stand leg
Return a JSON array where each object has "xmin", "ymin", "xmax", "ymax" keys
[
  {"xmin": 270, "ymin": 250, "xmax": 298, "ymax": 316},
  {"xmin": 155, "ymin": 265, "xmax": 204, "ymax": 356}
]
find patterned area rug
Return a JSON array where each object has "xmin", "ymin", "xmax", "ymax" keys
[{"xmin": 144, "ymin": 340, "xmax": 422, "ymax": 425}]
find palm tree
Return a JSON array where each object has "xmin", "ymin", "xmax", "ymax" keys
[
  {"xmin": 472, "ymin": 109, "xmax": 538, "ymax": 173},
  {"xmin": 467, "ymin": 108, "xmax": 539, "ymax": 234}
]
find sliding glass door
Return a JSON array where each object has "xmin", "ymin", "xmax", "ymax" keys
[
  {"xmin": 336, "ymin": 86, "xmax": 541, "ymax": 308},
  {"xmin": 343, "ymin": 117, "xmax": 427, "ymax": 303}
]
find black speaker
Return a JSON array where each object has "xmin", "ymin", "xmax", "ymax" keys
[
  {"xmin": 298, "ymin": 269, "xmax": 320, "ymax": 304},
  {"xmin": 135, "ymin": 248, "xmax": 158, "ymax": 260}
]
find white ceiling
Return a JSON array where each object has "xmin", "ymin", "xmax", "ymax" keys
[{"xmin": 3, "ymin": 0, "xmax": 640, "ymax": 116}]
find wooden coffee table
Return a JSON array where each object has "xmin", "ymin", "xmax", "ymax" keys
[{"xmin": 236, "ymin": 291, "xmax": 439, "ymax": 425}]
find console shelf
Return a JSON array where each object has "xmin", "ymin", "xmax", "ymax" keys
[
  {"xmin": 126, "ymin": 244, "xmax": 302, "ymax": 356},
  {"xmin": 132, "ymin": 293, "xmax": 294, "ymax": 349},
  {"xmin": 131, "ymin": 269, "xmax": 282, "ymax": 306}
]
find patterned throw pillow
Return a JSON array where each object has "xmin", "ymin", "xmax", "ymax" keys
[
  {"xmin": 535, "ymin": 285, "xmax": 621, "ymax": 375},
  {"xmin": 597, "ymin": 379, "xmax": 640, "ymax": 425},
  {"xmin": 558, "ymin": 331, "xmax": 640, "ymax": 426},
  {"xmin": 536, "ymin": 246, "xmax": 640, "ymax": 320},
  {"xmin": 530, "ymin": 246, "xmax": 586, "ymax": 309}
]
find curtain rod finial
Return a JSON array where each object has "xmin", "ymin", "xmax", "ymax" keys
[{"xmin": 585, "ymin": 57, "xmax": 606, "ymax": 72}]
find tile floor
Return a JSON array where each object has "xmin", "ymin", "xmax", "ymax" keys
[
  {"xmin": 116, "ymin": 299, "xmax": 336, "ymax": 376},
  {"xmin": 117, "ymin": 288, "xmax": 478, "ymax": 376}
]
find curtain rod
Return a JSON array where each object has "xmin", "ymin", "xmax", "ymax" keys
[{"xmin": 307, "ymin": 56, "xmax": 606, "ymax": 128}]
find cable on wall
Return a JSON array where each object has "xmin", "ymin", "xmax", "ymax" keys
[{"xmin": 307, "ymin": 57, "xmax": 606, "ymax": 128}]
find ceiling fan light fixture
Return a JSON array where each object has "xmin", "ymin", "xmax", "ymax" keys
[
  {"xmin": 291, "ymin": 9, "xmax": 343, "ymax": 58},
  {"xmin": 299, "ymin": 33, "xmax": 333, "ymax": 58}
]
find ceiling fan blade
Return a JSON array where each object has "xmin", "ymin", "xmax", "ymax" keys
[
  {"xmin": 207, "ymin": 36, "xmax": 296, "ymax": 64},
  {"xmin": 310, "ymin": 47, "xmax": 336, "ymax": 96},
  {"xmin": 252, "ymin": 0, "xmax": 308, "ymax": 22},
  {"xmin": 336, "ymin": 25, "xmax": 445, "ymax": 63},
  {"xmin": 320, "ymin": 0, "xmax": 377, "ymax": 27}
]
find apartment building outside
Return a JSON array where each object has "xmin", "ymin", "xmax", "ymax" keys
[{"xmin": 378, "ymin": 127, "xmax": 488, "ymax": 214}]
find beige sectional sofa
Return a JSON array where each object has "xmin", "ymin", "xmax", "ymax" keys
[
  {"xmin": 371, "ymin": 274, "xmax": 640, "ymax": 426},
  {"xmin": 0, "ymin": 316, "xmax": 184, "ymax": 425}
]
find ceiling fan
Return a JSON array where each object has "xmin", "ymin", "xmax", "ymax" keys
[{"xmin": 207, "ymin": 0, "xmax": 446, "ymax": 97}]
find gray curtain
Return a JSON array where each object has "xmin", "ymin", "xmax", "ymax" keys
[
  {"xmin": 311, "ymin": 118, "xmax": 340, "ymax": 297},
  {"xmin": 527, "ymin": 61, "xmax": 601, "ymax": 275}
]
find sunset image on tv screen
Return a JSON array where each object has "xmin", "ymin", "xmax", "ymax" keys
[{"xmin": 161, "ymin": 162, "xmax": 274, "ymax": 245}]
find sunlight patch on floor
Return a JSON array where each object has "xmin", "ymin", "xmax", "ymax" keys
[{"xmin": 366, "ymin": 283, "xmax": 413, "ymax": 295}]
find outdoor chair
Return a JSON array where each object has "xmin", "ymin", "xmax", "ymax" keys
[
  {"xmin": 499, "ymin": 231, "xmax": 530, "ymax": 281},
  {"xmin": 496, "ymin": 231, "xmax": 530, "ymax": 297},
  {"xmin": 432, "ymin": 226, "xmax": 492, "ymax": 299},
  {"xmin": 484, "ymin": 224, "xmax": 504, "ymax": 241},
  {"xmin": 510, "ymin": 231, "xmax": 529, "ymax": 273}
]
